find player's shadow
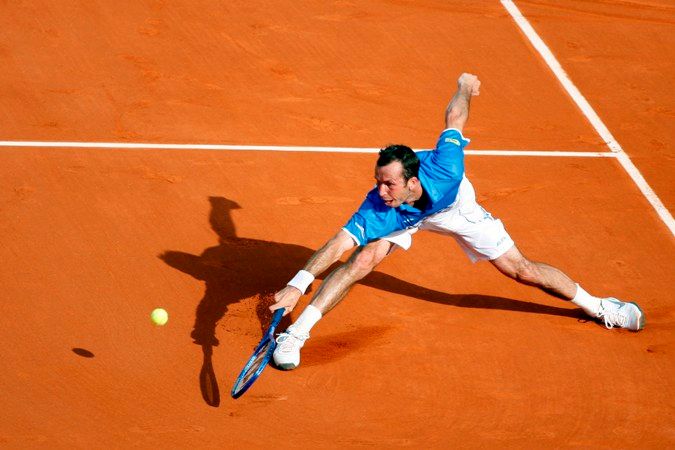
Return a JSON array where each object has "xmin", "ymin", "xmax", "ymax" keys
[
  {"xmin": 160, "ymin": 196, "xmax": 584, "ymax": 406},
  {"xmin": 159, "ymin": 197, "xmax": 316, "ymax": 406}
]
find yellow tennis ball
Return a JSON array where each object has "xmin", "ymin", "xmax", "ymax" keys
[{"xmin": 151, "ymin": 308, "xmax": 169, "ymax": 326}]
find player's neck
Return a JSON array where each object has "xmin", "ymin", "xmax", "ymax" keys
[{"xmin": 406, "ymin": 185, "xmax": 426, "ymax": 208}]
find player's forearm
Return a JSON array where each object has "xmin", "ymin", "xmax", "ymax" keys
[
  {"xmin": 445, "ymin": 84, "xmax": 473, "ymax": 130},
  {"xmin": 285, "ymin": 231, "xmax": 353, "ymax": 296},
  {"xmin": 303, "ymin": 231, "xmax": 353, "ymax": 277}
]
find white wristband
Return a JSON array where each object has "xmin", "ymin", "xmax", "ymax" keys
[{"xmin": 287, "ymin": 270, "xmax": 315, "ymax": 294}]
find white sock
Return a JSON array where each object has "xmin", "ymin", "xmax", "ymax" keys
[
  {"xmin": 289, "ymin": 305, "xmax": 322, "ymax": 336},
  {"xmin": 571, "ymin": 284, "xmax": 601, "ymax": 317}
]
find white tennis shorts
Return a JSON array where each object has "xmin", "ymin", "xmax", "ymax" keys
[{"xmin": 382, "ymin": 177, "xmax": 514, "ymax": 262}]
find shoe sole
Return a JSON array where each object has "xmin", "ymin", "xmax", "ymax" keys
[
  {"xmin": 276, "ymin": 362, "xmax": 298, "ymax": 371},
  {"xmin": 629, "ymin": 302, "xmax": 646, "ymax": 331}
]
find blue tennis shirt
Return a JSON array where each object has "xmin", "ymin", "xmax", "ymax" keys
[{"xmin": 343, "ymin": 128, "xmax": 469, "ymax": 246}]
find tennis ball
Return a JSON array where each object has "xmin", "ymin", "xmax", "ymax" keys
[{"xmin": 151, "ymin": 308, "xmax": 169, "ymax": 326}]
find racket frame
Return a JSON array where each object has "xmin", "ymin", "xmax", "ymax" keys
[{"xmin": 230, "ymin": 308, "xmax": 284, "ymax": 398}]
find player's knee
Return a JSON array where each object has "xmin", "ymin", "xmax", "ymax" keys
[{"xmin": 348, "ymin": 248, "xmax": 380, "ymax": 279}]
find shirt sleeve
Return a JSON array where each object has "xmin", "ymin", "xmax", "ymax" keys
[
  {"xmin": 342, "ymin": 189, "xmax": 397, "ymax": 246},
  {"xmin": 342, "ymin": 193, "xmax": 374, "ymax": 246},
  {"xmin": 435, "ymin": 128, "xmax": 470, "ymax": 156},
  {"xmin": 427, "ymin": 128, "xmax": 469, "ymax": 181}
]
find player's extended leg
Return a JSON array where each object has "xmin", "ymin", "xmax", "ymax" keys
[
  {"xmin": 273, "ymin": 239, "xmax": 394, "ymax": 369},
  {"xmin": 490, "ymin": 245, "xmax": 576, "ymax": 300},
  {"xmin": 491, "ymin": 245, "xmax": 644, "ymax": 330}
]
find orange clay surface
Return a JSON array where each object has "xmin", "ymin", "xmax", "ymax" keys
[{"xmin": 1, "ymin": 1, "xmax": 674, "ymax": 448}]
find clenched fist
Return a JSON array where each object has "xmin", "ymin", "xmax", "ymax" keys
[{"xmin": 458, "ymin": 73, "xmax": 481, "ymax": 96}]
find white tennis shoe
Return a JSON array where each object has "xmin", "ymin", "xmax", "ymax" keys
[
  {"xmin": 596, "ymin": 298, "xmax": 645, "ymax": 331},
  {"xmin": 273, "ymin": 326, "xmax": 309, "ymax": 370}
]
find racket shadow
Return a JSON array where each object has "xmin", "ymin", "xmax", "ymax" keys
[
  {"xmin": 159, "ymin": 196, "xmax": 585, "ymax": 404},
  {"xmin": 199, "ymin": 344, "xmax": 220, "ymax": 407}
]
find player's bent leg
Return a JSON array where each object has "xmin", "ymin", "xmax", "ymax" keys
[
  {"xmin": 274, "ymin": 239, "xmax": 393, "ymax": 370},
  {"xmin": 490, "ymin": 246, "xmax": 644, "ymax": 331}
]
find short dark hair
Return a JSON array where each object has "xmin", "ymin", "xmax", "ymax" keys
[{"xmin": 377, "ymin": 145, "xmax": 419, "ymax": 181}]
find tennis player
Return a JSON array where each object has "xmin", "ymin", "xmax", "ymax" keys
[{"xmin": 270, "ymin": 73, "xmax": 645, "ymax": 370}]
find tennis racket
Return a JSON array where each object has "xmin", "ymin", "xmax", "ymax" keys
[{"xmin": 231, "ymin": 308, "xmax": 284, "ymax": 399}]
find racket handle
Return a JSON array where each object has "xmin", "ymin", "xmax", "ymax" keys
[{"xmin": 270, "ymin": 308, "xmax": 284, "ymax": 329}]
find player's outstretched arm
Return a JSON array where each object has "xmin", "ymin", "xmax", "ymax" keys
[
  {"xmin": 445, "ymin": 73, "xmax": 481, "ymax": 132},
  {"xmin": 270, "ymin": 230, "xmax": 356, "ymax": 315}
]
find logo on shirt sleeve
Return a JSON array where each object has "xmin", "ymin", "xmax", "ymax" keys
[
  {"xmin": 355, "ymin": 222, "xmax": 365, "ymax": 239},
  {"xmin": 444, "ymin": 138, "xmax": 460, "ymax": 145}
]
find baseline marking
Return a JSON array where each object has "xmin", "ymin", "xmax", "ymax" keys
[
  {"xmin": 0, "ymin": 140, "xmax": 614, "ymax": 157},
  {"xmin": 502, "ymin": 0, "xmax": 674, "ymax": 236}
]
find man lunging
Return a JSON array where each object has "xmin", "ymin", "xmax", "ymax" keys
[{"xmin": 270, "ymin": 73, "xmax": 644, "ymax": 370}]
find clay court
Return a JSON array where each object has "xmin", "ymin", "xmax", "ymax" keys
[{"xmin": 1, "ymin": 1, "xmax": 674, "ymax": 448}]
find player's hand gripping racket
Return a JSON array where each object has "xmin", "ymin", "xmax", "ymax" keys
[{"xmin": 231, "ymin": 308, "xmax": 284, "ymax": 399}]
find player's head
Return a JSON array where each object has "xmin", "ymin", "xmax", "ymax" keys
[
  {"xmin": 375, "ymin": 145, "xmax": 421, "ymax": 208},
  {"xmin": 377, "ymin": 145, "xmax": 419, "ymax": 181}
]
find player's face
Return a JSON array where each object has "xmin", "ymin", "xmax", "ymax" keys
[{"xmin": 375, "ymin": 161, "xmax": 414, "ymax": 208}]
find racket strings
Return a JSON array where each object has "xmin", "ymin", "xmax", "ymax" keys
[{"xmin": 231, "ymin": 340, "xmax": 274, "ymax": 396}]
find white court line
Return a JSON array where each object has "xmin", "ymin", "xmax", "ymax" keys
[
  {"xmin": 0, "ymin": 140, "xmax": 615, "ymax": 157},
  {"xmin": 502, "ymin": 0, "xmax": 675, "ymax": 236}
]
